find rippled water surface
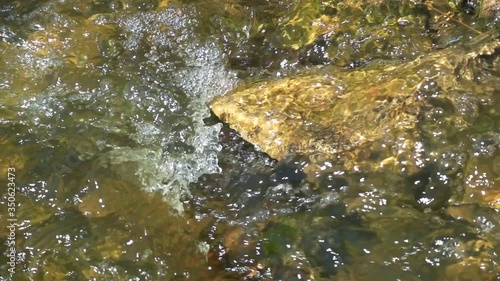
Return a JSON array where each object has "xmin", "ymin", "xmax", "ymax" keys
[{"xmin": 0, "ymin": 0, "xmax": 499, "ymax": 280}]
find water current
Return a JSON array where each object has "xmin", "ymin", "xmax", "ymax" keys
[{"xmin": 0, "ymin": 0, "xmax": 499, "ymax": 280}]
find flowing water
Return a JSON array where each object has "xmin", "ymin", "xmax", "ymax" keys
[{"xmin": 0, "ymin": 0, "xmax": 499, "ymax": 280}]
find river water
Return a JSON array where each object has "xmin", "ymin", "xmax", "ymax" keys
[{"xmin": 0, "ymin": 0, "xmax": 499, "ymax": 280}]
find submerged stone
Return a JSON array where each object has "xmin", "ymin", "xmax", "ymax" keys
[{"xmin": 210, "ymin": 37, "xmax": 499, "ymax": 175}]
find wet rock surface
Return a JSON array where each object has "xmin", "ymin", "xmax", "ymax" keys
[{"xmin": 210, "ymin": 37, "xmax": 500, "ymax": 177}]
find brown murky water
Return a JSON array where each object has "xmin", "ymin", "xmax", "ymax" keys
[{"xmin": 0, "ymin": 0, "xmax": 499, "ymax": 280}]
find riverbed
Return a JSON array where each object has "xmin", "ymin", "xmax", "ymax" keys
[{"xmin": 0, "ymin": 0, "xmax": 499, "ymax": 280}]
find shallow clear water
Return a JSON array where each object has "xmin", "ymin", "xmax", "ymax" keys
[{"xmin": 0, "ymin": 0, "xmax": 499, "ymax": 280}]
